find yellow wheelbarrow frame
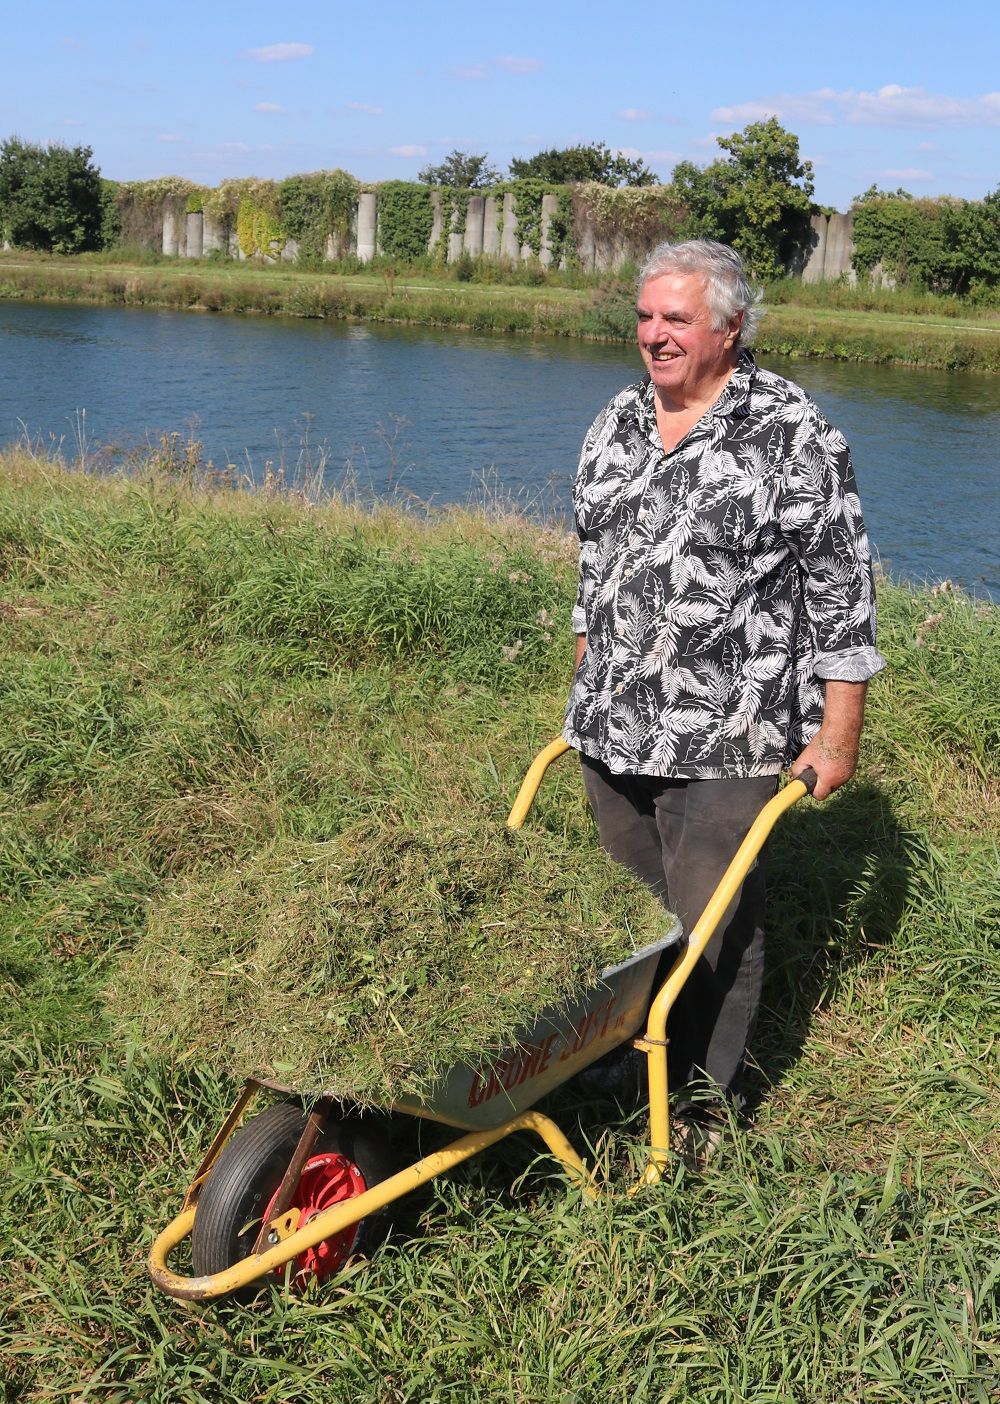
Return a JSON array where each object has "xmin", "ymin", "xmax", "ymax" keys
[{"xmin": 149, "ymin": 740, "xmax": 815, "ymax": 1300}]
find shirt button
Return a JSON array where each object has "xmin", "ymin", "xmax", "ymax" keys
[{"xmin": 614, "ymin": 684, "xmax": 624, "ymax": 694}]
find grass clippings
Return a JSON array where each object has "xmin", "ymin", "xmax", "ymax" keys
[{"xmin": 108, "ymin": 813, "xmax": 666, "ymax": 1100}]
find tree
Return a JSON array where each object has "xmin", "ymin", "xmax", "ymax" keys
[
  {"xmin": 669, "ymin": 119, "xmax": 815, "ymax": 278},
  {"xmin": 417, "ymin": 150, "xmax": 499, "ymax": 189},
  {"xmin": 0, "ymin": 137, "xmax": 105, "ymax": 253},
  {"xmin": 508, "ymin": 142, "xmax": 657, "ymax": 188}
]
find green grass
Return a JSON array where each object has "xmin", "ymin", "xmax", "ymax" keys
[
  {"xmin": 3, "ymin": 251, "xmax": 1000, "ymax": 370},
  {"xmin": 1, "ymin": 448, "xmax": 997, "ymax": 1402}
]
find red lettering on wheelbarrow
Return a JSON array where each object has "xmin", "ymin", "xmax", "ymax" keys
[
  {"xmin": 559, "ymin": 997, "xmax": 617, "ymax": 1061},
  {"xmin": 466, "ymin": 1031, "xmax": 561, "ymax": 1108}
]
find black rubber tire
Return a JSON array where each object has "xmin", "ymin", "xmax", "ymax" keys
[{"xmin": 191, "ymin": 1100, "xmax": 394, "ymax": 1298}]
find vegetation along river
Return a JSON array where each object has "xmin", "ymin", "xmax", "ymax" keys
[{"xmin": 2, "ymin": 300, "xmax": 997, "ymax": 598}]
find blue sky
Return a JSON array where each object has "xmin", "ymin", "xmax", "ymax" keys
[{"xmin": 3, "ymin": 0, "xmax": 999, "ymax": 210}]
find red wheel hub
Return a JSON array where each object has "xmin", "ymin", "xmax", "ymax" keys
[{"xmin": 264, "ymin": 1151, "xmax": 368, "ymax": 1285}]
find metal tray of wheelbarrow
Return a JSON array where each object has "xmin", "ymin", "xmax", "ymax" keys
[{"xmin": 390, "ymin": 917, "xmax": 682, "ymax": 1131}]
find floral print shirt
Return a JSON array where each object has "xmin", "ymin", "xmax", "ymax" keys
[{"xmin": 563, "ymin": 351, "xmax": 886, "ymax": 778}]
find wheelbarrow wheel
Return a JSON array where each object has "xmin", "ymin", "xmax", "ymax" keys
[{"xmin": 191, "ymin": 1100, "xmax": 393, "ymax": 1298}]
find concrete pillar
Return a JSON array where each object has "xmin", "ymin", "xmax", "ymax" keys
[
  {"xmin": 824, "ymin": 212, "xmax": 854, "ymax": 281},
  {"xmin": 482, "ymin": 195, "xmax": 500, "ymax": 255},
  {"xmin": 539, "ymin": 193, "xmax": 559, "ymax": 267},
  {"xmin": 162, "ymin": 207, "xmax": 179, "ymax": 257},
  {"xmin": 429, "ymin": 191, "xmax": 443, "ymax": 253},
  {"xmin": 576, "ymin": 213, "xmax": 597, "ymax": 273},
  {"xmin": 447, "ymin": 202, "xmax": 464, "ymax": 262},
  {"xmin": 185, "ymin": 211, "xmax": 204, "ymax": 259},
  {"xmin": 800, "ymin": 214, "xmax": 827, "ymax": 283},
  {"xmin": 464, "ymin": 196, "xmax": 485, "ymax": 256},
  {"xmin": 325, "ymin": 227, "xmax": 348, "ymax": 261},
  {"xmin": 356, "ymin": 190, "xmax": 377, "ymax": 263},
  {"xmin": 203, "ymin": 212, "xmax": 226, "ymax": 255},
  {"xmin": 500, "ymin": 192, "xmax": 519, "ymax": 261}
]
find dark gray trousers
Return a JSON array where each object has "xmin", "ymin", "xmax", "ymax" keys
[{"xmin": 580, "ymin": 754, "xmax": 779, "ymax": 1106}]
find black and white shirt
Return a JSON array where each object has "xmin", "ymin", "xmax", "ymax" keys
[{"xmin": 563, "ymin": 352, "xmax": 886, "ymax": 778}]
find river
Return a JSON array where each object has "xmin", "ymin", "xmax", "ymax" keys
[{"xmin": 1, "ymin": 300, "xmax": 997, "ymax": 597}]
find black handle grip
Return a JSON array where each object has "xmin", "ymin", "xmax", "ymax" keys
[{"xmin": 794, "ymin": 766, "xmax": 818, "ymax": 794}]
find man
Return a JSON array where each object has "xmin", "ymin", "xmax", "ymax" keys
[{"xmin": 564, "ymin": 239, "xmax": 885, "ymax": 1138}]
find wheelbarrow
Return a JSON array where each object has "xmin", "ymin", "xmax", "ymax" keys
[{"xmin": 149, "ymin": 740, "xmax": 817, "ymax": 1301}]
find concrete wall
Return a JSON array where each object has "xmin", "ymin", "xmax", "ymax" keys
[
  {"xmin": 154, "ymin": 188, "xmax": 858, "ymax": 280},
  {"xmin": 801, "ymin": 212, "xmax": 855, "ymax": 284}
]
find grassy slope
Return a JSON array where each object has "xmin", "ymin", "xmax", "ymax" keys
[
  {"xmin": 0, "ymin": 450, "xmax": 997, "ymax": 1402},
  {"xmin": 3, "ymin": 251, "xmax": 1000, "ymax": 371}
]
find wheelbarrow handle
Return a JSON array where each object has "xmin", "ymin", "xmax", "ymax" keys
[
  {"xmin": 793, "ymin": 765, "xmax": 819, "ymax": 794},
  {"xmin": 506, "ymin": 736, "xmax": 571, "ymax": 829}
]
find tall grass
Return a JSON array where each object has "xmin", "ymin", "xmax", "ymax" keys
[{"xmin": 1, "ymin": 448, "xmax": 997, "ymax": 1401}]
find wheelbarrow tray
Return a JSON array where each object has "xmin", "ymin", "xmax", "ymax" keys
[{"xmin": 390, "ymin": 918, "xmax": 682, "ymax": 1129}]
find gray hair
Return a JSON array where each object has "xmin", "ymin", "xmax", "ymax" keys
[{"xmin": 637, "ymin": 239, "xmax": 764, "ymax": 346}]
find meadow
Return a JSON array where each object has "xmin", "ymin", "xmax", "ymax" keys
[
  {"xmin": 3, "ymin": 250, "xmax": 1000, "ymax": 372},
  {"xmin": 1, "ymin": 446, "xmax": 997, "ymax": 1402}
]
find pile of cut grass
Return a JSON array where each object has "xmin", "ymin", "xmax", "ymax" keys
[{"xmin": 108, "ymin": 814, "xmax": 665, "ymax": 1099}]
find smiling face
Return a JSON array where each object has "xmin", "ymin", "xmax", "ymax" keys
[{"xmin": 636, "ymin": 271, "xmax": 743, "ymax": 411}]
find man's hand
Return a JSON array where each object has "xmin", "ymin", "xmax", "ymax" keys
[
  {"xmin": 791, "ymin": 680, "xmax": 868, "ymax": 801},
  {"xmin": 574, "ymin": 633, "xmax": 587, "ymax": 672}
]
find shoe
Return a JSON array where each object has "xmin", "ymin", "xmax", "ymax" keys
[{"xmin": 670, "ymin": 1115, "xmax": 723, "ymax": 1171}]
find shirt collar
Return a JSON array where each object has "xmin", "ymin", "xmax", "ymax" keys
[{"xmin": 636, "ymin": 348, "xmax": 758, "ymax": 436}]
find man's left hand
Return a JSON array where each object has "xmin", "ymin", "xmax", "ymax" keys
[{"xmin": 791, "ymin": 680, "xmax": 868, "ymax": 801}]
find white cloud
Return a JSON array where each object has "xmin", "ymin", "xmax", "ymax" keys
[
  {"xmin": 243, "ymin": 42, "xmax": 313, "ymax": 63},
  {"xmin": 391, "ymin": 144, "xmax": 427, "ymax": 157},
  {"xmin": 453, "ymin": 56, "xmax": 541, "ymax": 80},
  {"xmin": 643, "ymin": 149, "xmax": 683, "ymax": 163},
  {"xmin": 349, "ymin": 102, "xmax": 384, "ymax": 116},
  {"xmin": 877, "ymin": 167, "xmax": 933, "ymax": 182},
  {"xmin": 618, "ymin": 108, "xmax": 651, "ymax": 121},
  {"xmin": 711, "ymin": 96, "xmax": 834, "ymax": 126},
  {"xmin": 494, "ymin": 55, "xmax": 542, "ymax": 74},
  {"xmin": 254, "ymin": 102, "xmax": 286, "ymax": 113},
  {"xmin": 711, "ymin": 86, "xmax": 1000, "ymax": 130},
  {"xmin": 157, "ymin": 133, "xmax": 183, "ymax": 143}
]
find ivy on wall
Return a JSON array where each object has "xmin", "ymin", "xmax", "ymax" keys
[
  {"xmin": 488, "ymin": 181, "xmax": 574, "ymax": 264},
  {"xmin": 848, "ymin": 188, "xmax": 1000, "ymax": 295},
  {"xmin": 375, "ymin": 182, "xmax": 434, "ymax": 260},
  {"xmin": 278, "ymin": 170, "xmax": 360, "ymax": 259},
  {"xmin": 576, "ymin": 182, "xmax": 687, "ymax": 255},
  {"xmin": 434, "ymin": 187, "xmax": 472, "ymax": 260},
  {"xmin": 508, "ymin": 179, "xmax": 547, "ymax": 257}
]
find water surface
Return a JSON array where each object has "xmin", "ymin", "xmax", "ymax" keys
[{"xmin": 1, "ymin": 301, "xmax": 997, "ymax": 597}]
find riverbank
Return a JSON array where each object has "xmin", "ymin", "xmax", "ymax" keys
[
  {"xmin": 3, "ymin": 251, "xmax": 1000, "ymax": 372},
  {"xmin": 1, "ymin": 448, "xmax": 997, "ymax": 1400}
]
